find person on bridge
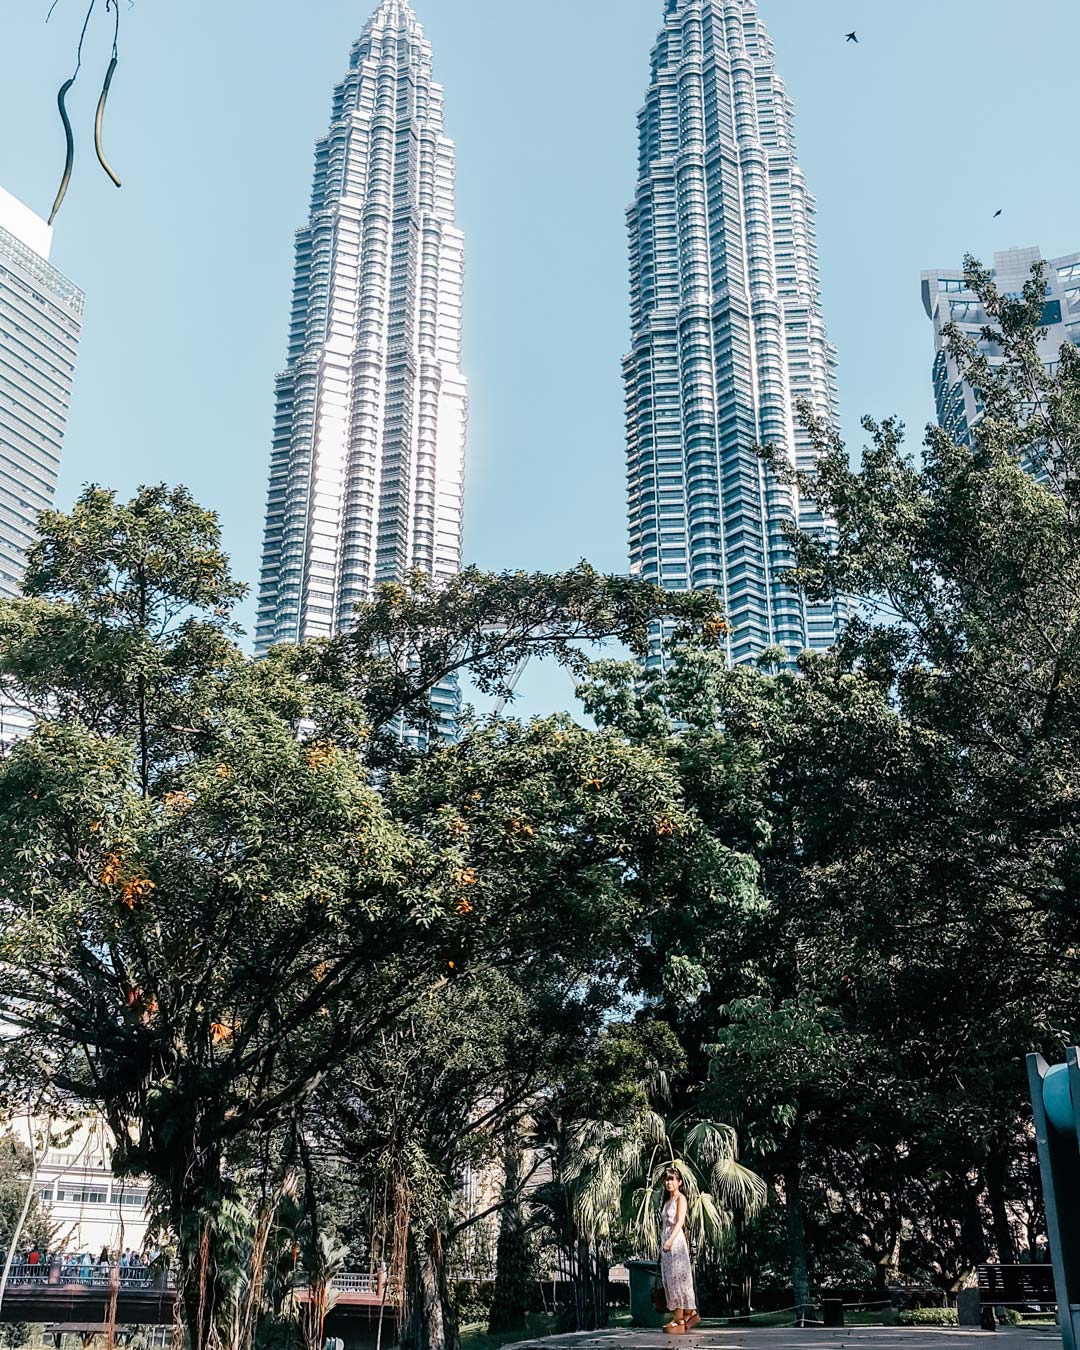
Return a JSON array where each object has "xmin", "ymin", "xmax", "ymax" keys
[{"xmin": 659, "ymin": 1169, "xmax": 699, "ymax": 1335}]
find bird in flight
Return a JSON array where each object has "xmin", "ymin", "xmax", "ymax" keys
[
  {"xmin": 993, "ymin": 208, "xmax": 1002, "ymax": 218},
  {"xmin": 846, "ymin": 31, "xmax": 858, "ymax": 42}
]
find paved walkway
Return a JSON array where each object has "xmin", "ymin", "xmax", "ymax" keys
[{"xmin": 502, "ymin": 1328, "xmax": 1059, "ymax": 1350}]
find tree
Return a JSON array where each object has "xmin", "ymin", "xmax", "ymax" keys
[
  {"xmin": 0, "ymin": 485, "xmax": 720, "ymax": 1350},
  {"xmin": 578, "ymin": 595, "xmax": 1079, "ymax": 1303},
  {"xmin": 0, "ymin": 1129, "xmax": 53, "ymax": 1254}
]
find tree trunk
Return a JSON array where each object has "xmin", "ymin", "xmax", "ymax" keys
[
  {"xmin": 782, "ymin": 1139, "xmax": 811, "ymax": 1325},
  {"xmin": 180, "ymin": 1221, "xmax": 216, "ymax": 1350},
  {"xmin": 487, "ymin": 1157, "xmax": 531, "ymax": 1334},
  {"xmin": 403, "ymin": 1229, "xmax": 458, "ymax": 1350},
  {"xmin": 960, "ymin": 1177, "xmax": 990, "ymax": 1274},
  {"xmin": 299, "ymin": 1277, "xmax": 330, "ymax": 1350},
  {"xmin": 170, "ymin": 1141, "xmax": 229, "ymax": 1350},
  {"xmin": 985, "ymin": 1152, "xmax": 1017, "ymax": 1265}
]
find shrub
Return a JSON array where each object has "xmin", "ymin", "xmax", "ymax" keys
[
  {"xmin": 1002, "ymin": 1308, "xmax": 1024, "ymax": 1326},
  {"xmin": 453, "ymin": 1280, "xmax": 495, "ymax": 1328},
  {"xmin": 898, "ymin": 1308, "xmax": 958, "ymax": 1327}
]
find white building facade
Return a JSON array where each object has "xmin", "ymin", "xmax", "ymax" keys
[
  {"xmin": 624, "ymin": 0, "xmax": 844, "ymax": 664},
  {"xmin": 256, "ymin": 0, "xmax": 467, "ymax": 729},
  {"xmin": 13, "ymin": 1117, "xmax": 150, "ymax": 1256}
]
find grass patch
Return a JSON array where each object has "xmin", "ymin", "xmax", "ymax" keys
[{"xmin": 459, "ymin": 1313, "xmax": 559, "ymax": 1350}]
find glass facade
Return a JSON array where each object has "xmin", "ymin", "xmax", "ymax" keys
[
  {"xmin": 922, "ymin": 245, "xmax": 1080, "ymax": 452},
  {"xmin": 0, "ymin": 187, "xmax": 83, "ymax": 749},
  {"xmin": 256, "ymin": 0, "xmax": 468, "ymax": 728},
  {"xmin": 624, "ymin": 0, "xmax": 844, "ymax": 665},
  {"xmin": 0, "ymin": 193, "xmax": 82, "ymax": 603}
]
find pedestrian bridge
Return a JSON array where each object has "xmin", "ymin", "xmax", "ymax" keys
[{"xmin": 0, "ymin": 1263, "xmax": 395, "ymax": 1330}]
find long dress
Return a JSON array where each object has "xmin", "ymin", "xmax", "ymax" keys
[{"xmin": 660, "ymin": 1196, "xmax": 697, "ymax": 1312}]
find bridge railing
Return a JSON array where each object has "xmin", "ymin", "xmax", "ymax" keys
[
  {"xmin": 2, "ymin": 1262, "xmax": 173, "ymax": 1290},
  {"xmin": 3, "ymin": 1264, "xmax": 378, "ymax": 1295},
  {"xmin": 292, "ymin": 1271, "xmax": 383, "ymax": 1296},
  {"xmin": 3, "ymin": 1264, "xmax": 50, "ymax": 1286}
]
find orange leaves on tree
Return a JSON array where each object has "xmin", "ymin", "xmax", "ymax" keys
[
  {"xmin": 120, "ymin": 877, "xmax": 155, "ymax": 909},
  {"xmin": 304, "ymin": 742, "xmax": 336, "ymax": 771},
  {"xmin": 655, "ymin": 816, "xmax": 679, "ymax": 837},
  {"xmin": 99, "ymin": 852, "xmax": 123, "ymax": 886},
  {"xmin": 100, "ymin": 850, "xmax": 155, "ymax": 910},
  {"xmin": 455, "ymin": 867, "xmax": 478, "ymax": 886},
  {"xmin": 210, "ymin": 1019, "xmax": 234, "ymax": 1044},
  {"xmin": 455, "ymin": 898, "xmax": 474, "ymax": 916},
  {"xmin": 505, "ymin": 817, "xmax": 535, "ymax": 838},
  {"xmin": 703, "ymin": 614, "xmax": 731, "ymax": 643},
  {"xmin": 163, "ymin": 791, "xmax": 194, "ymax": 812},
  {"xmin": 216, "ymin": 764, "xmax": 230, "ymax": 780}
]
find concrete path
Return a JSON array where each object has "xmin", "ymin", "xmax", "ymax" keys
[{"xmin": 502, "ymin": 1328, "xmax": 1059, "ymax": 1350}]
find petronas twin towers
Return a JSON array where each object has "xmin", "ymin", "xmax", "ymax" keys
[
  {"xmin": 256, "ymin": 0, "xmax": 842, "ymax": 665},
  {"xmin": 256, "ymin": 0, "xmax": 466, "ymax": 653}
]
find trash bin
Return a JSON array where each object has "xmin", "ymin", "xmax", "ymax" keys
[
  {"xmin": 823, "ymin": 1299, "xmax": 845, "ymax": 1327},
  {"xmin": 626, "ymin": 1258, "xmax": 667, "ymax": 1328}
]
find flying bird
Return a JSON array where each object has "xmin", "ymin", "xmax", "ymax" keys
[
  {"xmin": 993, "ymin": 208, "xmax": 1003, "ymax": 218},
  {"xmin": 845, "ymin": 31, "xmax": 858, "ymax": 42}
]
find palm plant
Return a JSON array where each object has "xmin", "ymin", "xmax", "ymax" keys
[{"xmin": 568, "ymin": 1110, "xmax": 765, "ymax": 1259}]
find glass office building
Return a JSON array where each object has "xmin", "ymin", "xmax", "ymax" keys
[
  {"xmin": 922, "ymin": 245, "xmax": 1080, "ymax": 448},
  {"xmin": 624, "ymin": 0, "xmax": 844, "ymax": 664},
  {"xmin": 0, "ymin": 185, "xmax": 83, "ymax": 748},
  {"xmin": 0, "ymin": 185, "xmax": 82, "ymax": 601}
]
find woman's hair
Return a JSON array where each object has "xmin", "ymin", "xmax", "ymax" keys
[{"xmin": 662, "ymin": 1167, "xmax": 681, "ymax": 1185}]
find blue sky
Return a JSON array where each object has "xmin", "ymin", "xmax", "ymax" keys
[{"xmin": 2, "ymin": 0, "xmax": 1078, "ymax": 712}]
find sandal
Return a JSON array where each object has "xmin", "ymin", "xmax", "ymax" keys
[
  {"xmin": 664, "ymin": 1321, "xmax": 686, "ymax": 1335},
  {"xmin": 684, "ymin": 1312, "xmax": 701, "ymax": 1331}
]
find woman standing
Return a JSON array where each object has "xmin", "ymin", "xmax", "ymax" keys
[{"xmin": 660, "ymin": 1168, "xmax": 699, "ymax": 1334}]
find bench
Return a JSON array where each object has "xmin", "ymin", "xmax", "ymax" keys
[{"xmin": 978, "ymin": 1263, "xmax": 1057, "ymax": 1309}]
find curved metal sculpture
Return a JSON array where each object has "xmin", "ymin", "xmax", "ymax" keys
[
  {"xmin": 46, "ymin": 0, "xmax": 122, "ymax": 225},
  {"xmin": 47, "ymin": 75, "xmax": 77, "ymax": 225},
  {"xmin": 1028, "ymin": 1051, "xmax": 1079, "ymax": 1350},
  {"xmin": 93, "ymin": 53, "xmax": 122, "ymax": 188}
]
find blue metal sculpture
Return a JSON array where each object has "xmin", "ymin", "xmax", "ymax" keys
[{"xmin": 1028, "ymin": 1051, "xmax": 1080, "ymax": 1350}]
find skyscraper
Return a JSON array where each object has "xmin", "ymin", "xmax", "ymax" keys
[
  {"xmin": 624, "ymin": 0, "xmax": 843, "ymax": 664},
  {"xmin": 0, "ymin": 185, "xmax": 83, "ymax": 602},
  {"xmin": 922, "ymin": 246, "xmax": 1080, "ymax": 447},
  {"xmin": 256, "ymin": 0, "xmax": 467, "ymax": 692},
  {"xmin": 0, "ymin": 185, "xmax": 83, "ymax": 749}
]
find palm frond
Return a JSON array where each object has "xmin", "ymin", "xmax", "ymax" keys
[{"xmin": 710, "ymin": 1154, "xmax": 766, "ymax": 1216}]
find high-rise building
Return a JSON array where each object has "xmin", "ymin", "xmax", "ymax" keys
[
  {"xmin": 0, "ymin": 185, "xmax": 83, "ymax": 748},
  {"xmin": 256, "ymin": 0, "xmax": 467, "ymax": 721},
  {"xmin": 922, "ymin": 246, "xmax": 1080, "ymax": 446},
  {"xmin": 624, "ymin": 0, "xmax": 844, "ymax": 664},
  {"xmin": 0, "ymin": 186, "xmax": 83, "ymax": 602}
]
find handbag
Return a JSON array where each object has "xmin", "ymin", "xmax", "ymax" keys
[{"xmin": 651, "ymin": 1265, "xmax": 668, "ymax": 1314}]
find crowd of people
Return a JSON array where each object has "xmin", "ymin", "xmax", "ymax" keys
[{"xmin": 2, "ymin": 1247, "xmax": 151, "ymax": 1284}]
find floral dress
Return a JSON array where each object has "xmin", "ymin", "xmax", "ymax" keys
[{"xmin": 660, "ymin": 1196, "xmax": 696, "ymax": 1312}]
